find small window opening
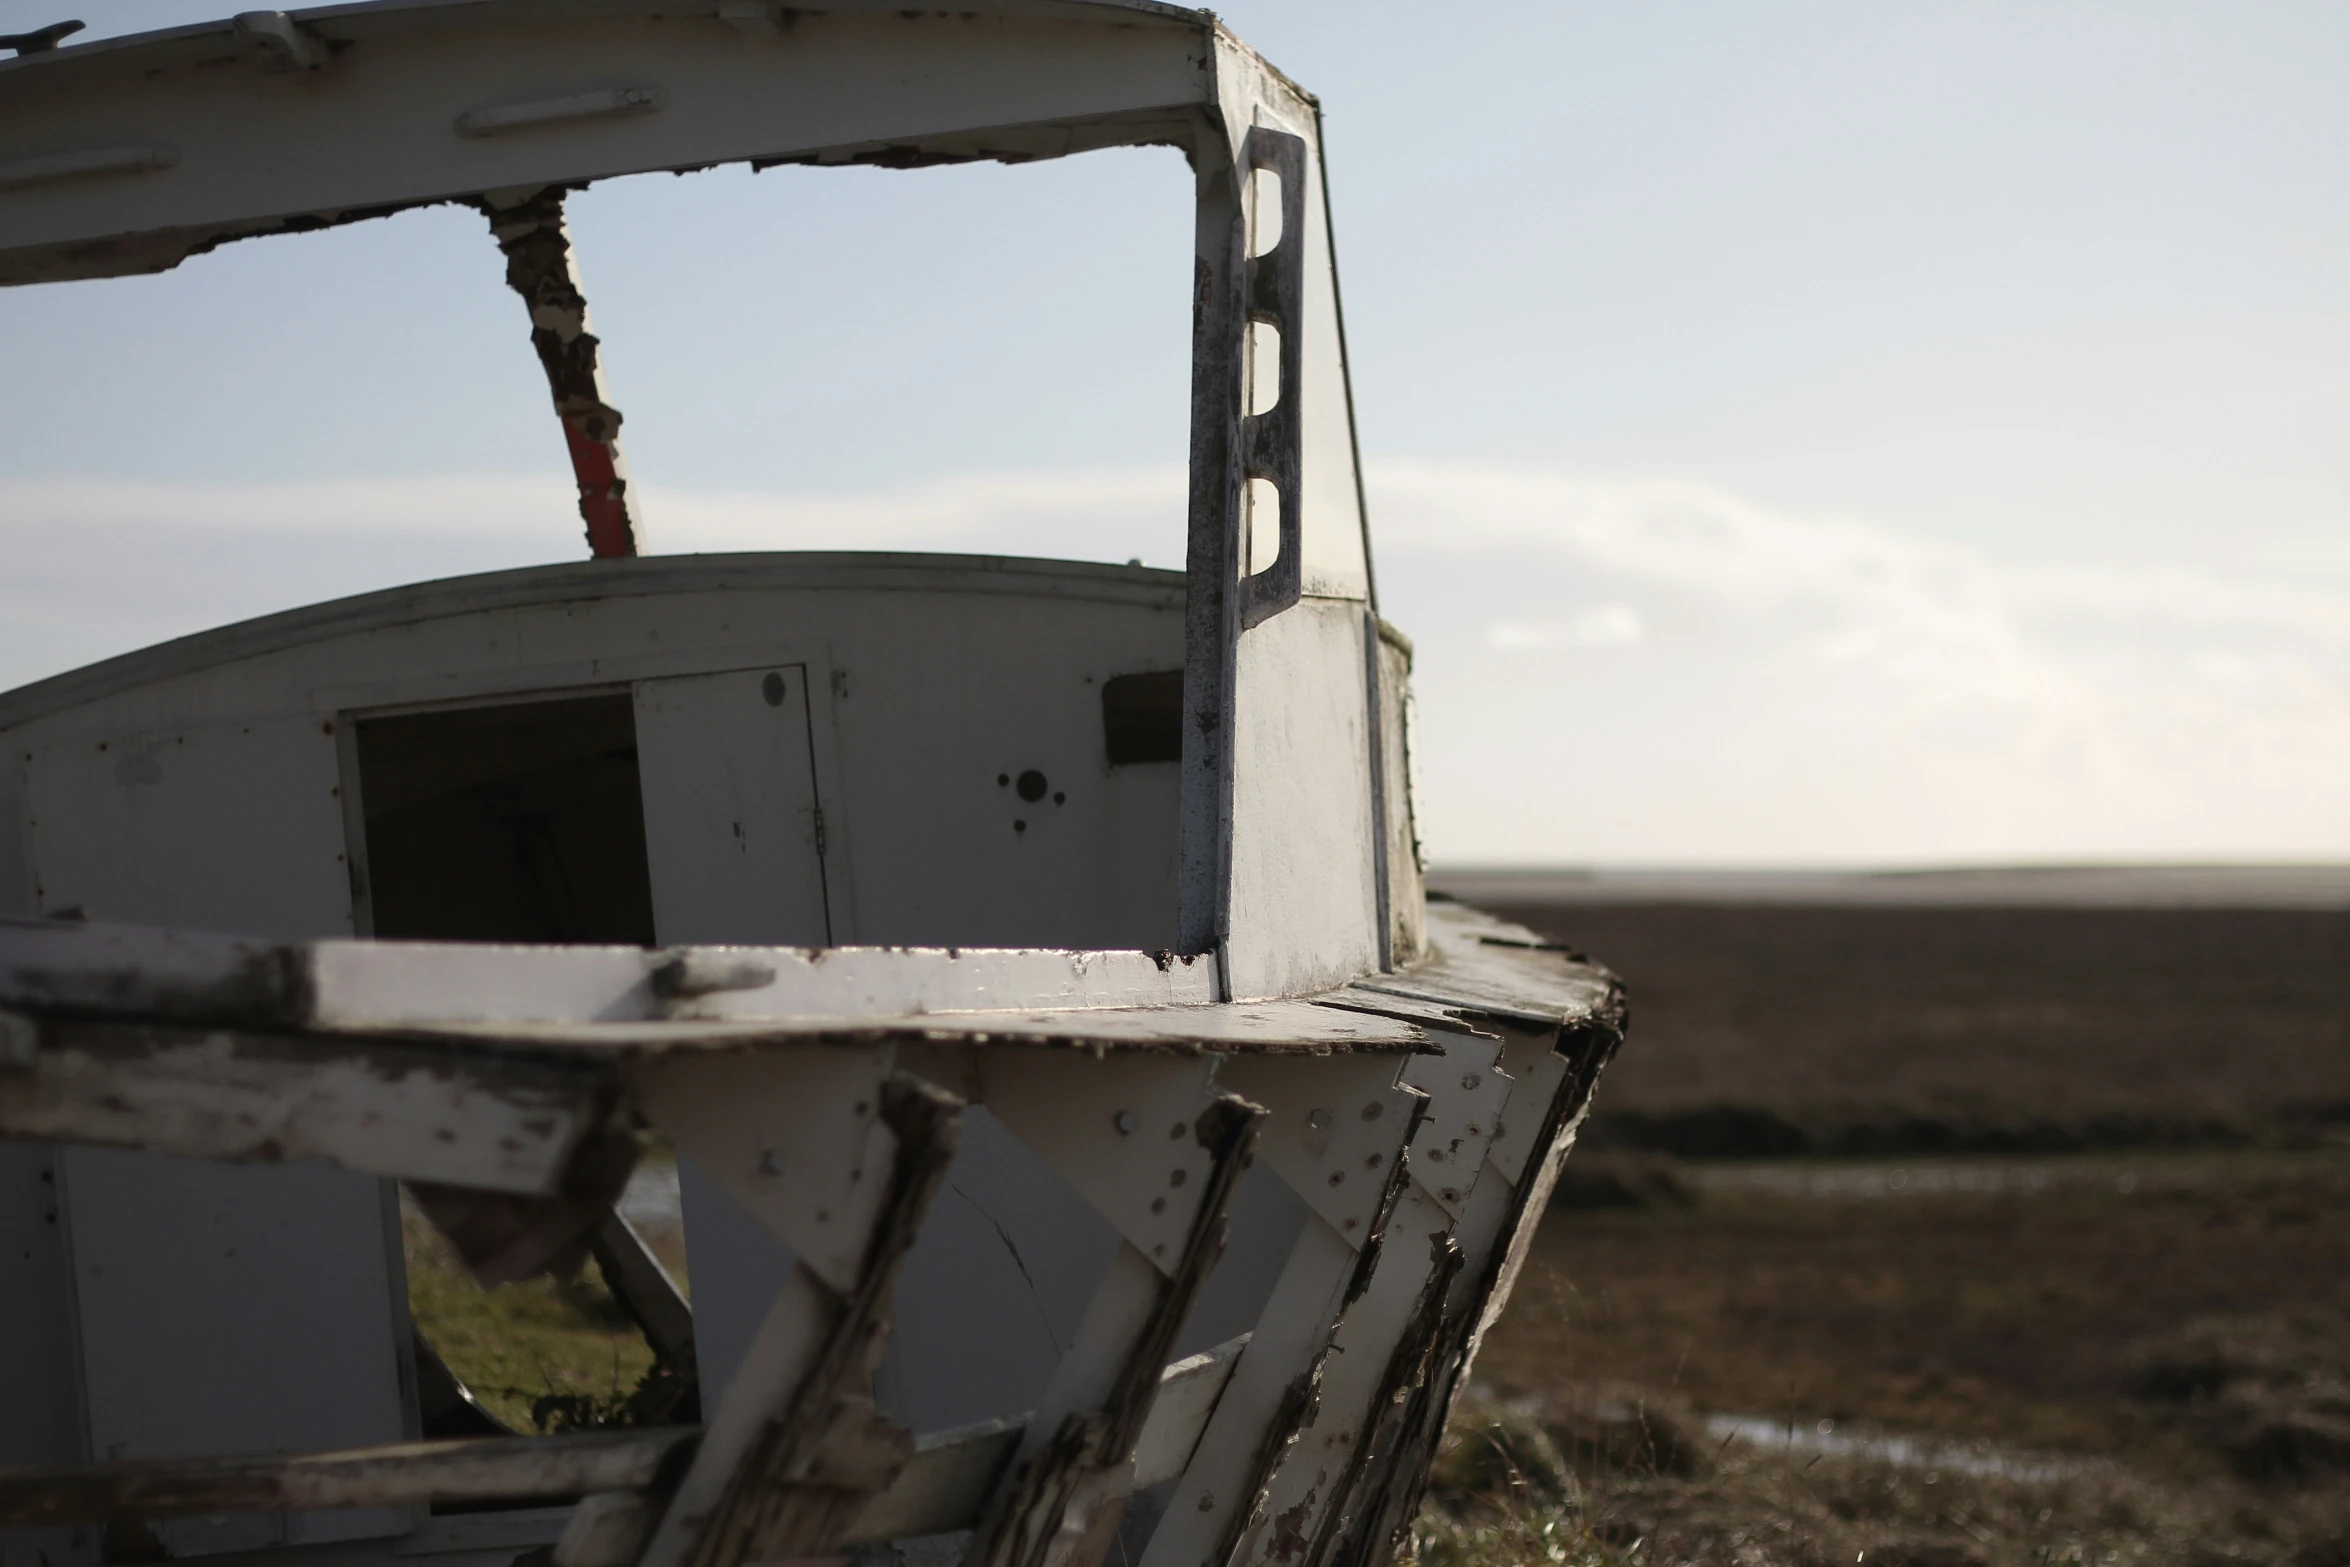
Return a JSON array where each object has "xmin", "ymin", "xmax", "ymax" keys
[
  {"xmin": 1246, "ymin": 319, "xmax": 1283, "ymax": 416},
  {"xmin": 1247, "ymin": 164, "xmax": 1285, "ymax": 257},
  {"xmin": 356, "ymin": 693, "xmax": 657, "ymax": 944},
  {"xmin": 1244, "ymin": 477, "xmax": 1283, "ymax": 576},
  {"xmin": 1103, "ymin": 670, "xmax": 1184, "ymax": 766}
]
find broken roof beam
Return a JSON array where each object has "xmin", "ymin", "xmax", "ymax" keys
[{"xmin": 486, "ymin": 188, "xmax": 641, "ymax": 558}]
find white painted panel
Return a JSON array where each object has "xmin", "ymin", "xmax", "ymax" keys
[
  {"xmin": 1211, "ymin": 46, "xmax": 1367, "ymax": 604},
  {"xmin": 0, "ymin": 1144, "xmax": 80, "ymax": 1470},
  {"xmin": 1165, "ymin": 1160, "xmax": 1307, "ymax": 1362},
  {"xmin": 58, "ymin": 1149, "xmax": 408, "ymax": 1553},
  {"xmin": 1295, "ymin": 125, "xmax": 1370, "ymax": 602},
  {"xmin": 18, "ymin": 715, "xmax": 412, "ymax": 1551},
  {"xmin": 878, "ymin": 1108, "xmax": 1120, "ymax": 1437},
  {"xmin": 634, "ymin": 665, "xmax": 829, "ymax": 946},
  {"xmin": 1220, "ymin": 600, "xmax": 1380, "ymax": 999},
  {"xmin": 23, "ymin": 714, "xmax": 351, "ymax": 938},
  {"xmin": 677, "ymin": 1155, "xmax": 796, "ymax": 1421},
  {"xmin": 0, "ymin": 10, "xmax": 1213, "ymax": 285},
  {"xmin": 3, "ymin": 560, "xmax": 1187, "ymax": 956},
  {"xmin": 0, "ymin": 756, "xmax": 30, "ymax": 920},
  {"xmin": 818, "ymin": 594, "xmax": 1183, "ymax": 951}
]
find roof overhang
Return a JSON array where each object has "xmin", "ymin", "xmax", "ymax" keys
[{"xmin": 0, "ymin": 0, "xmax": 1308, "ymax": 285}]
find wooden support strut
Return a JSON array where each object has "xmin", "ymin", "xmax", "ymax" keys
[
  {"xmin": 666, "ymin": 1072, "xmax": 964, "ymax": 1567},
  {"xmin": 968, "ymin": 1092, "xmax": 1260, "ymax": 1567},
  {"xmin": 485, "ymin": 188, "xmax": 642, "ymax": 559}
]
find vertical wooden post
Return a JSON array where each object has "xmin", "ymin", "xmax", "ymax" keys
[{"xmin": 486, "ymin": 189, "xmax": 642, "ymax": 559}]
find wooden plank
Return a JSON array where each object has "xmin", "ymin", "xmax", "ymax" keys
[
  {"xmin": 636, "ymin": 1074, "xmax": 961, "ymax": 1567},
  {"xmin": 0, "ymin": 919, "xmax": 310, "ymax": 1027},
  {"xmin": 1134, "ymin": 1218, "xmax": 1357, "ymax": 1567},
  {"xmin": 0, "ymin": 6, "xmax": 1214, "ymax": 286},
  {"xmin": 1130, "ymin": 1335, "xmax": 1248, "ymax": 1491},
  {"xmin": 1357, "ymin": 902, "xmax": 1624, "ymax": 1030},
  {"xmin": 966, "ymin": 1093, "xmax": 1258, "ymax": 1567},
  {"xmin": 385, "ymin": 1001, "xmax": 1423, "ymax": 1057},
  {"xmin": 0, "ymin": 917, "xmax": 1611, "ymax": 1052},
  {"xmin": 842, "ymin": 1418, "xmax": 1021, "ymax": 1548},
  {"xmin": 629, "ymin": 1046, "xmax": 898, "ymax": 1294},
  {"xmin": 20, "ymin": 714, "xmax": 349, "ymax": 939},
  {"xmin": 0, "ymin": 921, "xmax": 1223, "ymax": 1031},
  {"xmin": 0, "ymin": 1335, "xmax": 1254, "ymax": 1538},
  {"xmin": 1214, "ymin": 1052, "xmax": 1422, "ymax": 1245},
  {"xmin": 318, "ymin": 943, "xmax": 1221, "ymax": 1025},
  {"xmin": 0, "ymin": 1428, "xmax": 699, "ymax": 1526},
  {"xmin": 981, "ymin": 1053, "xmax": 1232, "ymax": 1272},
  {"xmin": 0, "ymin": 1016, "xmax": 614, "ymax": 1196},
  {"xmin": 1314, "ymin": 986, "xmax": 1495, "ymax": 1036},
  {"xmin": 1319, "ymin": 1014, "xmax": 1626, "ymax": 1567},
  {"xmin": 634, "ymin": 666, "xmax": 830, "ymax": 943},
  {"xmin": 845, "ymin": 1333, "xmax": 1248, "ymax": 1546},
  {"xmin": 1219, "ymin": 601, "xmax": 1383, "ymax": 1003},
  {"xmin": 1400, "ymin": 1033, "xmax": 1511, "ymax": 1218},
  {"xmin": 1233, "ymin": 1185, "xmax": 1459, "ymax": 1567}
]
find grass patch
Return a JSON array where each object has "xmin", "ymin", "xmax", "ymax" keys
[{"xmin": 400, "ymin": 1208, "xmax": 659, "ymax": 1433}]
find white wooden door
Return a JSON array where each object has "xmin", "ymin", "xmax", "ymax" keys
[
  {"xmin": 633, "ymin": 666, "xmax": 831, "ymax": 946},
  {"xmin": 22, "ymin": 716, "xmax": 409, "ymax": 1551}
]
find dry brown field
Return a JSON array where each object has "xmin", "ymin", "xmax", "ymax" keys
[
  {"xmin": 1475, "ymin": 896, "xmax": 2350, "ymax": 1155},
  {"xmin": 1414, "ymin": 888, "xmax": 2350, "ymax": 1567}
]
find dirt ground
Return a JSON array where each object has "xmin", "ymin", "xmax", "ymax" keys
[
  {"xmin": 1471, "ymin": 900, "xmax": 2350, "ymax": 1156},
  {"xmin": 1482, "ymin": 1151, "xmax": 2350, "ymax": 1468},
  {"xmin": 1413, "ymin": 895, "xmax": 2350, "ymax": 1567},
  {"xmin": 1425, "ymin": 1147, "xmax": 2350, "ymax": 1566}
]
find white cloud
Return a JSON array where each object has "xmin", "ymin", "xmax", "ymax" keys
[
  {"xmin": 1486, "ymin": 605, "xmax": 1645, "ymax": 651},
  {"xmin": 3, "ymin": 463, "xmax": 2346, "ymax": 865},
  {"xmin": 1362, "ymin": 463, "xmax": 2350, "ymax": 862}
]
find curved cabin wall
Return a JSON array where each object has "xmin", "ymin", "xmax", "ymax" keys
[
  {"xmin": 0, "ymin": 554, "xmax": 1186, "ymax": 950},
  {"xmin": 0, "ymin": 553, "xmax": 1187, "ymax": 1531}
]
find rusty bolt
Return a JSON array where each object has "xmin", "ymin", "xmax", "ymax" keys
[
  {"xmin": 1307, "ymin": 1107, "xmax": 1332, "ymax": 1129},
  {"xmin": 1114, "ymin": 1110, "xmax": 1137, "ymax": 1135}
]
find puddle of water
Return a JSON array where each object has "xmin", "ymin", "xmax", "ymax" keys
[
  {"xmin": 1690, "ymin": 1161, "xmax": 2160, "ymax": 1201},
  {"xmin": 1704, "ymin": 1414, "xmax": 2076, "ymax": 1481}
]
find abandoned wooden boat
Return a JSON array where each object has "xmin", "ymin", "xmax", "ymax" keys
[{"xmin": 0, "ymin": 7, "xmax": 1624, "ymax": 1567}]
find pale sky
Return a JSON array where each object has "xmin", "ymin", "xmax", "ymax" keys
[{"xmin": 3, "ymin": 1, "xmax": 2345, "ymax": 866}]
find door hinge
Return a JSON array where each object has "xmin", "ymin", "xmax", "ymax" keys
[{"xmin": 813, "ymin": 806, "xmax": 827, "ymax": 857}]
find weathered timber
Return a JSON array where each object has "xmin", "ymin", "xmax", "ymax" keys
[
  {"xmin": 672, "ymin": 1074, "xmax": 962, "ymax": 1567},
  {"xmin": 0, "ymin": 1429, "xmax": 700, "ymax": 1527},
  {"xmin": 967, "ymin": 1094, "xmax": 1259, "ymax": 1567}
]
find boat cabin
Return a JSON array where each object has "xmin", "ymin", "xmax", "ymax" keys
[{"xmin": 0, "ymin": 10, "xmax": 1621, "ymax": 1567}]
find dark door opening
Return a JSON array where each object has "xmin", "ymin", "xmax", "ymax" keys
[{"xmin": 354, "ymin": 693, "xmax": 657, "ymax": 944}]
